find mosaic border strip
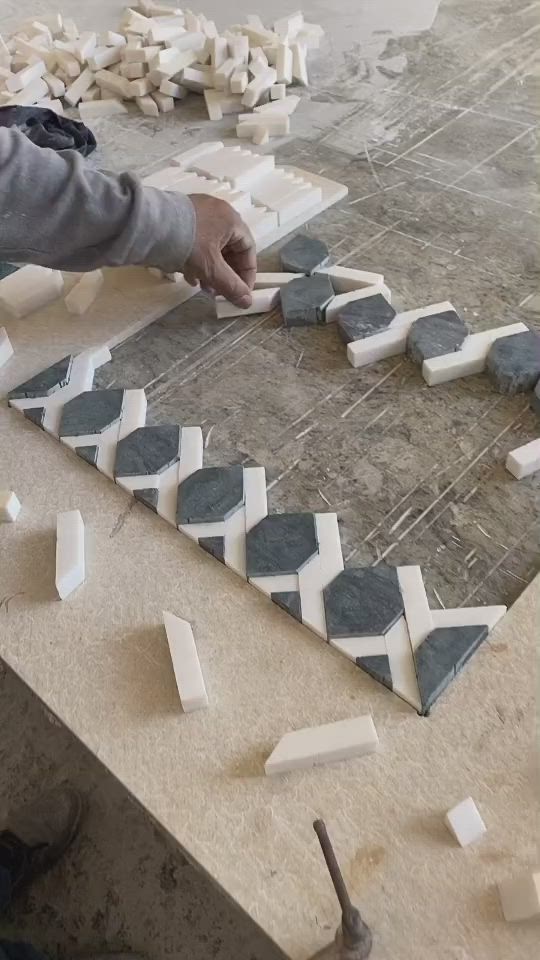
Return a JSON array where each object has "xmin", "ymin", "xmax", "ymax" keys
[{"xmin": 8, "ymin": 344, "xmax": 509, "ymax": 715}]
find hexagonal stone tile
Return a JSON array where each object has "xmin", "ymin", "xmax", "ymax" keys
[
  {"xmin": 486, "ymin": 330, "xmax": 540, "ymax": 395},
  {"xmin": 281, "ymin": 274, "xmax": 334, "ymax": 327},
  {"xmin": 246, "ymin": 513, "xmax": 318, "ymax": 577},
  {"xmin": 9, "ymin": 355, "xmax": 73, "ymax": 400},
  {"xmin": 115, "ymin": 425, "xmax": 180, "ymax": 478},
  {"xmin": 323, "ymin": 566, "xmax": 404, "ymax": 639},
  {"xmin": 407, "ymin": 309, "xmax": 468, "ymax": 366},
  {"xmin": 280, "ymin": 234, "xmax": 329, "ymax": 275},
  {"xmin": 59, "ymin": 389, "xmax": 125, "ymax": 437},
  {"xmin": 177, "ymin": 465, "xmax": 244, "ymax": 525},
  {"xmin": 337, "ymin": 294, "xmax": 396, "ymax": 344}
]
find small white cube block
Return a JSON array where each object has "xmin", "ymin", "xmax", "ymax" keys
[
  {"xmin": 64, "ymin": 270, "xmax": 104, "ymax": 315},
  {"xmin": 55, "ymin": 509, "xmax": 85, "ymax": 599},
  {"xmin": 265, "ymin": 714, "xmax": 379, "ymax": 776},
  {"xmin": 0, "ymin": 265, "xmax": 64, "ymax": 318},
  {"xmin": 0, "ymin": 491, "xmax": 21, "ymax": 523},
  {"xmin": 498, "ymin": 871, "xmax": 540, "ymax": 922},
  {"xmin": 163, "ymin": 611, "xmax": 208, "ymax": 712},
  {"xmin": 505, "ymin": 439, "xmax": 540, "ymax": 480},
  {"xmin": 445, "ymin": 797, "xmax": 486, "ymax": 847}
]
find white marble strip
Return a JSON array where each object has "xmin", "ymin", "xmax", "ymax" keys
[
  {"xmin": 117, "ymin": 388, "xmax": 147, "ymax": 441},
  {"xmin": 431, "ymin": 606, "xmax": 507, "ymax": 631},
  {"xmin": 0, "ymin": 327, "xmax": 13, "ymax": 369},
  {"xmin": 422, "ymin": 322, "xmax": 529, "ymax": 386},
  {"xmin": 156, "ymin": 461, "xmax": 181, "ymax": 526},
  {"xmin": 505, "ymin": 438, "xmax": 540, "ymax": 480},
  {"xmin": 297, "ymin": 513, "xmax": 344, "ymax": 638},
  {"xmin": 163, "ymin": 611, "xmax": 208, "ymax": 712},
  {"xmin": 249, "ymin": 573, "xmax": 299, "ymax": 599},
  {"xmin": 330, "ymin": 635, "xmax": 387, "ymax": 662},
  {"xmin": 116, "ymin": 473, "xmax": 161, "ymax": 494},
  {"xmin": 265, "ymin": 714, "xmax": 379, "ymax": 775},
  {"xmin": 347, "ymin": 301, "xmax": 455, "ymax": 370},
  {"xmin": 397, "ymin": 565, "xmax": 433, "ymax": 651},
  {"xmin": 223, "ymin": 505, "xmax": 247, "ymax": 577},
  {"xmin": 55, "ymin": 509, "xmax": 85, "ymax": 600},
  {"xmin": 384, "ymin": 617, "xmax": 421, "ymax": 712},
  {"xmin": 179, "ymin": 519, "xmax": 225, "ymax": 542},
  {"xmin": 178, "ymin": 426, "xmax": 204, "ymax": 481},
  {"xmin": 243, "ymin": 466, "xmax": 268, "ymax": 533},
  {"xmin": 315, "ymin": 264, "xmax": 384, "ymax": 294},
  {"xmin": 325, "ymin": 283, "xmax": 391, "ymax": 323}
]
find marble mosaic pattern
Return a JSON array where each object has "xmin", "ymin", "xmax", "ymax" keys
[{"xmin": 8, "ymin": 345, "xmax": 511, "ymax": 715}]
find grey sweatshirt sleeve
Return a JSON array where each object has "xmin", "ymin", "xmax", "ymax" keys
[{"xmin": 0, "ymin": 128, "xmax": 196, "ymax": 273}]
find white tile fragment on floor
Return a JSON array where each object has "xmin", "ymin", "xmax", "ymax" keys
[
  {"xmin": 265, "ymin": 714, "xmax": 379, "ymax": 775},
  {"xmin": 55, "ymin": 509, "xmax": 85, "ymax": 600},
  {"xmin": 163, "ymin": 611, "xmax": 209, "ymax": 712},
  {"xmin": 64, "ymin": 270, "xmax": 104, "ymax": 315},
  {"xmin": 0, "ymin": 490, "xmax": 21, "ymax": 523},
  {"xmin": 505, "ymin": 438, "xmax": 540, "ymax": 479},
  {"xmin": 444, "ymin": 796, "xmax": 486, "ymax": 847},
  {"xmin": 0, "ymin": 265, "xmax": 64, "ymax": 318},
  {"xmin": 498, "ymin": 870, "xmax": 540, "ymax": 922},
  {"xmin": 0, "ymin": 326, "xmax": 14, "ymax": 369}
]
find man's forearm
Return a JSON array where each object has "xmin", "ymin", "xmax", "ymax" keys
[{"xmin": 0, "ymin": 128, "xmax": 195, "ymax": 273}]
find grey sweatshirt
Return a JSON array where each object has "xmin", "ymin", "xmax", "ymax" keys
[{"xmin": 0, "ymin": 128, "xmax": 196, "ymax": 273}]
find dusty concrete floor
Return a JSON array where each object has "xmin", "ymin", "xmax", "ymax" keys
[
  {"xmin": 0, "ymin": 664, "xmax": 285, "ymax": 960},
  {"xmin": 0, "ymin": 0, "xmax": 539, "ymax": 957}
]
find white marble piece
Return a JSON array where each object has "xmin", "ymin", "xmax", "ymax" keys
[
  {"xmin": 163, "ymin": 611, "xmax": 209, "ymax": 712},
  {"xmin": 397, "ymin": 565, "xmax": 433, "ymax": 651},
  {"xmin": 117, "ymin": 389, "xmax": 147, "ymax": 442},
  {"xmin": 0, "ymin": 327, "xmax": 13, "ymax": 369},
  {"xmin": 0, "ymin": 265, "xmax": 64, "ymax": 318},
  {"xmin": 431, "ymin": 607, "xmax": 507, "ymax": 631},
  {"xmin": 325, "ymin": 283, "xmax": 392, "ymax": 323},
  {"xmin": 384, "ymin": 616, "xmax": 422, "ymax": 711},
  {"xmin": 330, "ymin": 635, "xmax": 387, "ymax": 662},
  {"xmin": 347, "ymin": 301, "xmax": 456, "ymax": 369},
  {"xmin": 498, "ymin": 871, "xmax": 540, "ymax": 922},
  {"xmin": 316, "ymin": 264, "xmax": 385, "ymax": 294},
  {"xmin": 297, "ymin": 513, "xmax": 344, "ymax": 638},
  {"xmin": 265, "ymin": 714, "xmax": 379, "ymax": 775},
  {"xmin": 445, "ymin": 796, "xmax": 486, "ymax": 847},
  {"xmin": 64, "ymin": 270, "xmax": 104, "ymax": 315},
  {"xmin": 243, "ymin": 466, "xmax": 268, "ymax": 533},
  {"xmin": 249, "ymin": 572, "xmax": 299, "ymax": 599},
  {"xmin": 215, "ymin": 288, "xmax": 280, "ymax": 318},
  {"xmin": 55, "ymin": 509, "xmax": 85, "ymax": 600},
  {"xmin": 505, "ymin": 438, "xmax": 540, "ymax": 479},
  {"xmin": 178, "ymin": 426, "xmax": 204, "ymax": 482},
  {"xmin": 0, "ymin": 490, "xmax": 21, "ymax": 522}
]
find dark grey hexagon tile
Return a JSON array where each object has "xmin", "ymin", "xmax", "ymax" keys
[
  {"xmin": 76, "ymin": 445, "xmax": 99, "ymax": 467},
  {"xmin": 271, "ymin": 590, "xmax": 302, "ymax": 623},
  {"xmin": 23, "ymin": 407, "xmax": 45, "ymax": 429},
  {"xmin": 414, "ymin": 625, "xmax": 489, "ymax": 716},
  {"xmin": 8, "ymin": 355, "xmax": 73, "ymax": 401},
  {"xmin": 486, "ymin": 330, "xmax": 540, "ymax": 395},
  {"xmin": 532, "ymin": 380, "xmax": 540, "ymax": 415},
  {"xmin": 336, "ymin": 294, "xmax": 396, "ymax": 344},
  {"xmin": 281, "ymin": 274, "xmax": 334, "ymax": 327},
  {"xmin": 407, "ymin": 309, "xmax": 468, "ymax": 366},
  {"xmin": 134, "ymin": 487, "xmax": 159, "ymax": 513},
  {"xmin": 199, "ymin": 536, "xmax": 225, "ymax": 564},
  {"xmin": 60, "ymin": 389, "xmax": 125, "ymax": 437},
  {"xmin": 280, "ymin": 234, "xmax": 329, "ymax": 275},
  {"xmin": 115, "ymin": 425, "xmax": 180, "ymax": 478},
  {"xmin": 177, "ymin": 465, "xmax": 244, "ymax": 525},
  {"xmin": 246, "ymin": 513, "xmax": 318, "ymax": 577},
  {"xmin": 323, "ymin": 566, "xmax": 404, "ymax": 639},
  {"xmin": 356, "ymin": 654, "xmax": 393, "ymax": 691}
]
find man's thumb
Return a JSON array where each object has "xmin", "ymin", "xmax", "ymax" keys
[{"xmin": 212, "ymin": 255, "xmax": 252, "ymax": 310}]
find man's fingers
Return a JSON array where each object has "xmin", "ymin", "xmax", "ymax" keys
[
  {"xmin": 211, "ymin": 254, "xmax": 253, "ymax": 309},
  {"xmin": 183, "ymin": 268, "xmax": 199, "ymax": 287}
]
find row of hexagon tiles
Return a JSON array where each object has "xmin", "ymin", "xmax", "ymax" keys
[{"xmin": 9, "ymin": 345, "xmax": 508, "ymax": 714}]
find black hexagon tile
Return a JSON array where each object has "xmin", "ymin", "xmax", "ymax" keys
[
  {"xmin": 413, "ymin": 624, "xmax": 489, "ymax": 716},
  {"xmin": 407, "ymin": 309, "xmax": 468, "ymax": 366},
  {"xmin": 323, "ymin": 566, "xmax": 404, "ymax": 639},
  {"xmin": 281, "ymin": 274, "xmax": 335, "ymax": 327},
  {"xmin": 115, "ymin": 425, "xmax": 181, "ymax": 478},
  {"xmin": 337, "ymin": 294, "xmax": 396, "ymax": 344},
  {"xmin": 177, "ymin": 465, "xmax": 244, "ymax": 525},
  {"xmin": 8, "ymin": 355, "xmax": 73, "ymax": 400},
  {"xmin": 486, "ymin": 330, "xmax": 540, "ymax": 395},
  {"xmin": 280, "ymin": 234, "xmax": 329, "ymax": 275},
  {"xmin": 59, "ymin": 389, "xmax": 125, "ymax": 437},
  {"xmin": 246, "ymin": 513, "xmax": 318, "ymax": 577}
]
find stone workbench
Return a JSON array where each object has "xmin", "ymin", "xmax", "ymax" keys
[{"xmin": 0, "ymin": 268, "xmax": 537, "ymax": 960}]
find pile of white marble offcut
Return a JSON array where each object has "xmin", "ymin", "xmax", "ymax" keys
[{"xmin": 0, "ymin": 6, "xmax": 323, "ymax": 142}]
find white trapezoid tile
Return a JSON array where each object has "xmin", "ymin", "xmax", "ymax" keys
[
  {"xmin": 431, "ymin": 606, "xmax": 507, "ymax": 630},
  {"xmin": 330, "ymin": 635, "xmax": 387, "ymax": 663},
  {"xmin": 297, "ymin": 513, "xmax": 344, "ymax": 638}
]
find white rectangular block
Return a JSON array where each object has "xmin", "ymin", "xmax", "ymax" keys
[
  {"xmin": 64, "ymin": 270, "xmax": 104, "ymax": 316},
  {"xmin": 498, "ymin": 871, "xmax": 540, "ymax": 922},
  {"xmin": 445, "ymin": 796, "xmax": 486, "ymax": 847},
  {"xmin": 237, "ymin": 115, "xmax": 290, "ymax": 138},
  {"xmin": 505, "ymin": 438, "xmax": 540, "ymax": 479},
  {"xmin": 291, "ymin": 42, "xmax": 308, "ymax": 84},
  {"xmin": 230, "ymin": 67, "xmax": 248, "ymax": 94},
  {"xmin": 270, "ymin": 83, "xmax": 286, "ymax": 99},
  {"xmin": 0, "ymin": 265, "xmax": 64, "ymax": 318},
  {"xmin": 325, "ymin": 283, "xmax": 391, "ymax": 323},
  {"xmin": 0, "ymin": 326, "xmax": 14, "ymax": 369},
  {"xmin": 254, "ymin": 94, "xmax": 300, "ymax": 116},
  {"xmin": 431, "ymin": 606, "xmax": 506, "ymax": 631},
  {"xmin": 254, "ymin": 273, "xmax": 300, "ymax": 288},
  {"xmin": 316, "ymin": 264, "xmax": 384, "ymax": 294},
  {"xmin": 6, "ymin": 76, "xmax": 48, "ymax": 105},
  {"xmin": 55, "ymin": 509, "xmax": 85, "ymax": 600},
  {"xmin": 152, "ymin": 90, "xmax": 175, "ymax": 112},
  {"xmin": 137, "ymin": 93, "xmax": 159, "ymax": 116},
  {"xmin": 6, "ymin": 59, "xmax": 46, "ymax": 92},
  {"xmin": 172, "ymin": 141, "xmax": 224, "ymax": 168},
  {"xmin": 163, "ymin": 611, "xmax": 209, "ymax": 712},
  {"xmin": 88, "ymin": 45, "xmax": 123, "ymax": 70},
  {"xmin": 242, "ymin": 67, "xmax": 277, "ymax": 108},
  {"xmin": 265, "ymin": 714, "xmax": 379, "ymax": 776},
  {"xmin": 64, "ymin": 67, "xmax": 95, "ymax": 106},
  {"xmin": 276, "ymin": 43, "xmax": 293, "ymax": 83},
  {"xmin": 216, "ymin": 287, "xmax": 280, "ymax": 318},
  {"xmin": 0, "ymin": 490, "xmax": 21, "ymax": 523},
  {"xmin": 181, "ymin": 66, "xmax": 215, "ymax": 92},
  {"xmin": 79, "ymin": 98, "xmax": 128, "ymax": 120},
  {"xmin": 396, "ymin": 565, "xmax": 433, "ymax": 651}
]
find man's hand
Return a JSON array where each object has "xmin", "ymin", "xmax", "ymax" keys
[{"xmin": 184, "ymin": 194, "xmax": 257, "ymax": 309}]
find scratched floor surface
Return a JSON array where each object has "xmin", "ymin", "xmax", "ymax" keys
[{"xmin": 93, "ymin": 0, "xmax": 540, "ymax": 612}]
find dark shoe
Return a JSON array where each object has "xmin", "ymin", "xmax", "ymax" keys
[{"xmin": 1, "ymin": 785, "xmax": 83, "ymax": 894}]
